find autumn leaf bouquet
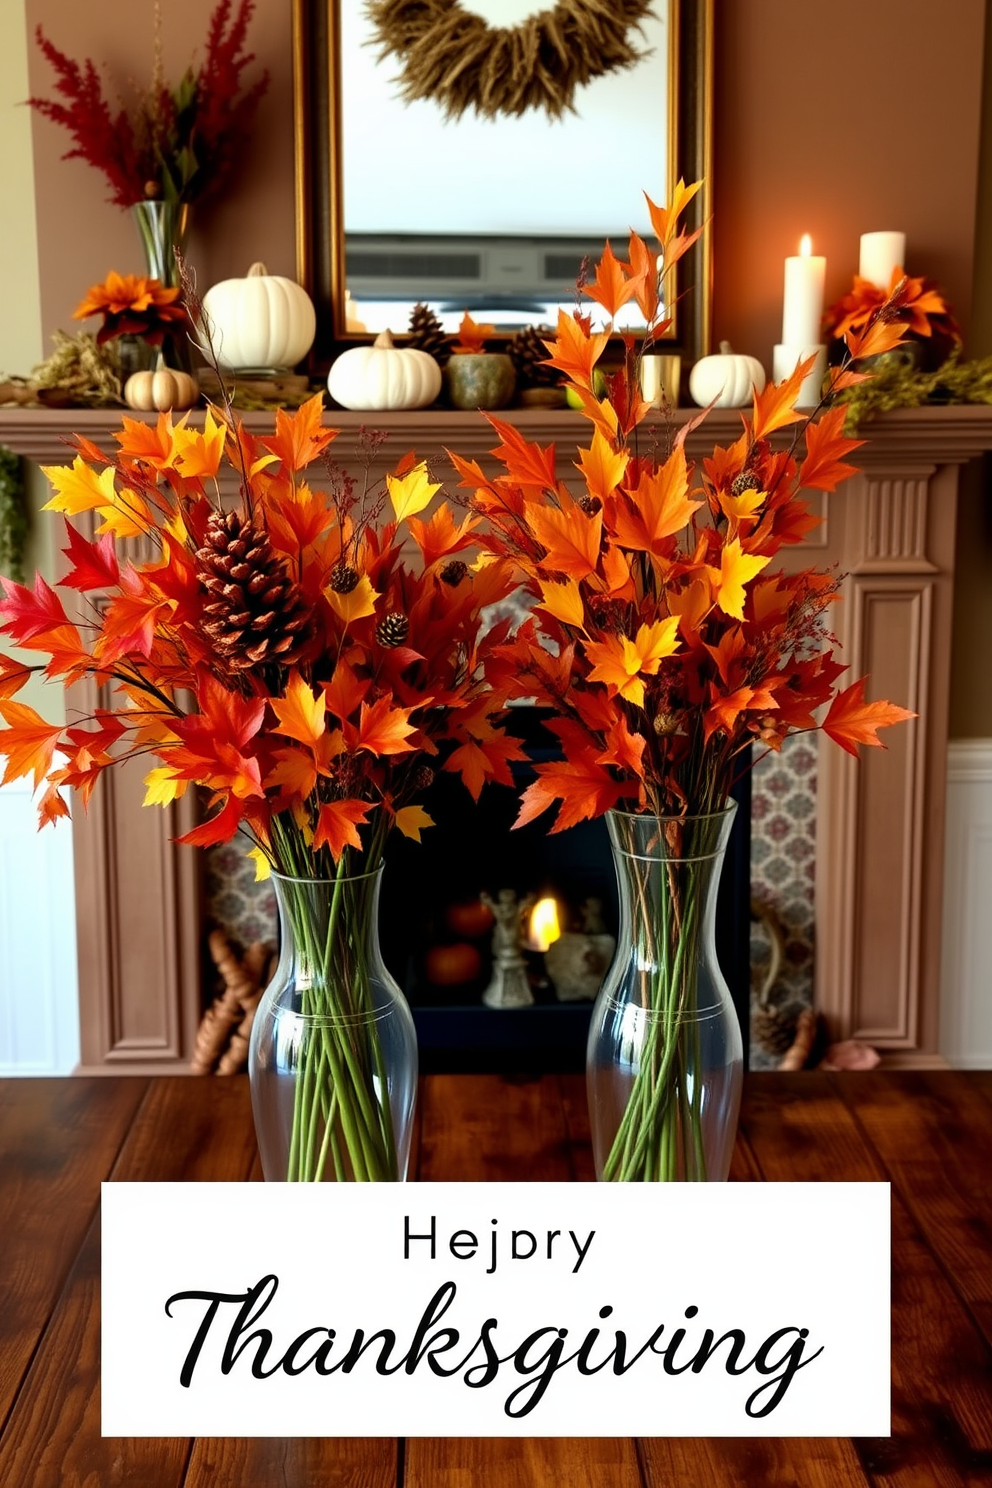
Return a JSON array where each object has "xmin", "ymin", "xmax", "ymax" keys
[
  {"xmin": 823, "ymin": 266, "xmax": 961, "ymax": 371},
  {"xmin": 0, "ymin": 396, "xmax": 519, "ymax": 1180},
  {"xmin": 451, "ymin": 180, "xmax": 914, "ymax": 1180}
]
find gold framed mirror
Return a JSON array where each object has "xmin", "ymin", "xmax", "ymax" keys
[{"xmin": 293, "ymin": 0, "xmax": 713, "ymax": 369}]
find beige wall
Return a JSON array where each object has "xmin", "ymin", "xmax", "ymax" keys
[{"xmin": 0, "ymin": 1, "xmax": 42, "ymax": 374}]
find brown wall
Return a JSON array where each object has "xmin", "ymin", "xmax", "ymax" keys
[
  {"xmin": 25, "ymin": 0, "xmax": 297, "ymax": 337},
  {"xmin": 22, "ymin": 0, "xmax": 992, "ymax": 735},
  {"xmin": 712, "ymin": 0, "xmax": 986, "ymax": 366}
]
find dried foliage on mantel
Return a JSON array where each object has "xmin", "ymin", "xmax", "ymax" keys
[{"xmin": 3, "ymin": 402, "xmax": 992, "ymax": 1072}]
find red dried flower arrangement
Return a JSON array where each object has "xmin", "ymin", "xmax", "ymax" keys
[{"xmin": 27, "ymin": 0, "xmax": 268, "ymax": 208}]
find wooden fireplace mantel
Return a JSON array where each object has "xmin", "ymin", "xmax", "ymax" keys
[{"xmin": 3, "ymin": 401, "xmax": 991, "ymax": 1071}]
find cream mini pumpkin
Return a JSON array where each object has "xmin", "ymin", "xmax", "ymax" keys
[
  {"xmin": 200, "ymin": 263, "xmax": 317, "ymax": 371},
  {"xmin": 688, "ymin": 342, "xmax": 766, "ymax": 409},
  {"xmin": 327, "ymin": 330, "xmax": 442, "ymax": 411},
  {"xmin": 123, "ymin": 365, "xmax": 199, "ymax": 412}
]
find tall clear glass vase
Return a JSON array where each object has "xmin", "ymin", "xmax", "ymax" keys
[
  {"xmin": 587, "ymin": 805, "xmax": 743, "ymax": 1182},
  {"xmin": 248, "ymin": 864, "xmax": 418, "ymax": 1182},
  {"xmin": 131, "ymin": 199, "xmax": 193, "ymax": 372}
]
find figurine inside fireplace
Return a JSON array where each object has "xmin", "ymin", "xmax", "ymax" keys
[{"xmin": 480, "ymin": 888, "xmax": 536, "ymax": 1009}]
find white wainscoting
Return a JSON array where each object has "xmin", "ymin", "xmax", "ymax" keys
[
  {"xmin": 0, "ymin": 780, "xmax": 79, "ymax": 1074},
  {"xmin": 941, "ymin": 740, "xmax": 992, "ymax": 1069}
]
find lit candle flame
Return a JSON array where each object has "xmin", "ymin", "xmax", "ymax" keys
[
  {"xmin": 799, "ymin": 234, "xmax": 813, "ymax": 257},
  {"xmin": 527, "ymin": 896, "xmax": 561, "ymax": 953}
]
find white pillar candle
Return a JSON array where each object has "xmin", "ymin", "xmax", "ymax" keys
[
  {"xmin": 859, "ymin": 231, "xmax": 906, "ymax": 289},
  {"xmin": 782, "ymin": 235, "xmax": 826, "ymax": 348}
]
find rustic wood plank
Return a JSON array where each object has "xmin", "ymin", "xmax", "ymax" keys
[
  {"xmin": 0, "ymin": 1077, "xmax": 259, "ymax": 1488},
  {"xmin": 639, "ymin": 1436, "xmax": 870, "ymax": 1487},
  {"xmin": 406, "ymin": 1074, "xmax": 644, "ymax": 1488},
  {"xmin": 741, "ymin": 1072, "xmax": 992, "ymax": 1488},
  {"xmin": 184, "ymin": 1437, "xmax": 398, "ymax": 1488},
  {"xmin": 831, "ymin": 1072, "xmax": 992, "ymax": 1344},
  {"xmin": 0, "ymin": 1076, "xmax": 147, "ymax": 1435}
]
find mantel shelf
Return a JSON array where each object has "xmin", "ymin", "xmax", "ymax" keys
[{"xmin": 4, "ymin": 402, "xmax": 992, "ymax": 471}]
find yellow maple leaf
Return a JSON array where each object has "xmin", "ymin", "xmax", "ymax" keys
[
  {"xmin": 395, "ymin": 804, "xmax": 435, "ymax": 842},
  {"xmin": 584, "ymin": 620, "xmax": 679, "ymax": 708},
  {"xmin": 168, "ymin": 409, "xmax": 226, "ymax": 480},
  {"xmin": 248, "ymin": 846, "xmax": 271, "ymax": 882},
  {"xmin": 575, "ymin": 431, "xmax": 629, "ymax": 503},
  {"xmin": 42, "ymin": 457, "xmax": 118, "ymax": 516},
  {"xmin": 325, "ymin": 572, "xmax": 380, "ymax": 623},
  {"xmin": 537, "ymin": 576, "xmax": 586, "ymax": 630},
  {"xmin": 142, "ymin": 766, "xmax": 187, "ymax": 808},
  {"xmin": 387, "ymin": 462, "xmax": 441, "ymax": 522},
  {"xmin": 712, "ymin": 540, "xmax": 771, "ymax": 618},
  {"xmin": 94, "ymin": 486, "xmax": 155, "ymax": 540}
]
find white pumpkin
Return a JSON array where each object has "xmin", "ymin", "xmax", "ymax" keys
[
  {"xmin": 689, "ymin": 342, "xmax": 766, "ymax": 408},
  {"xmin": 327, "ymin": 330, "xmax": 442, "ymax": 411},
  {"xmin": 123, "ymin": 365, "xmax": 199, "ymax": 412},
  {"xmin": 200, "ymin": 263, "xmax": 316, "ymax": 371}
]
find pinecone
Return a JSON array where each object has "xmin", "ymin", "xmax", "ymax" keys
[
  {"xmin": 731, "ymin": 469, "xmax": 763, "ymax": 496},
  {"xmin": 439, "ymin": 560, "xmax": 467, "ymax": 586},
  {"xmin": 408, "ymin": 303, "xmax": 449, "ymax": 366},
  {"xmin": 329, "ymin": 560, "xmax": 360, "ymax": 594},
  {"xmin": 196, "ymin": 510, "xmax": 314, "ymax": 671},
  {"xmin": 375, "ymin": 611, "xmax": 410, "ymax": 648},
  {"xmin": 508, "ymin": 324, "xmax": 557, "ymax": 388}
]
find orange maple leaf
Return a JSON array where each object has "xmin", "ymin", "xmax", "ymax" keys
[
  {"xmin": 822, "ymin": 677, "xmax": 915, "ymax": 757},
  {"xmin": 628, "ymin": 230, "xmax": 660, "ymax": 322},
  {"xmin": 313, "ymin": 798, "xmax": 372, "ymax": 860},
  {"xmin": 750, "ymin": 361, "xmax": 813, "ymax": 442},
  {"xmin": 260, "ymin": 393, "xmax": 338, "ymax": 470},
  {"xmin": 515, "ymin": 756, "xmax": 630, "ymax": 832},
  {"xmin": 488, "ymin": 417, "xmax": 559, "ymax": 494},
  {"xmin": 610, "ymin": 447, "xmax": 701, "ymax": 555},
  {"xmin": 800, "ymin": 406, "xmax": 864, "ymax": 492},
  {"xmin": 452, "ymin": 311, "xmax": 494, "ymax": 355},
  {"xmin": 406, "ymin": 504, "xmax": 479, "ymax": 569},
  {"xmin": 585, "ymin": 618, "xmax": 680, "ymax": 706},
  {"xmin": 0, "ymin": 653, "xmax": 32, "ymax": 699},
  {"xmin": 583, "ymin": 241, "xmax": 644, "ymax": 318},
  {"xmin": 541, "ymin": 309, "xmax": 610, "ymax": 390},
  {"xmin": 271, "ymin": 671, "xmax": 327, "ymax": 749},
  {"xmin": 645, "ymin": 179, "xmax": 703, "ymax": 250},
  {"xmin": 0, "ymin": 700, "xmax": 64, "ymax": 788},
  {"xmin": 444, "ymin": 733, "xmax": 527, "ymax": 801},
  {"xmin": 525, "ymin": 495, "xmax": 602, "ymax": 582},
  {"xmin": 351, "ymin": 695, "xmax": 417, "ymax": 756}
]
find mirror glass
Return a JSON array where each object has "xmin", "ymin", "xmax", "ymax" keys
[
  {"xmin": 340, "ymin": 0, "xmax": 671, "ymax": 335},
  {"xmin": 295, "ymin": 0, "xmax": 711, "ymax": 361}
]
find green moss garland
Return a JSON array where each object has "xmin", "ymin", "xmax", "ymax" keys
[{"xmin": 839, "ymin": 350, "xmax": 992, "ymax": 431}]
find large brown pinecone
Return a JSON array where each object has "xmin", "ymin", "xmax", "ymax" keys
[
  {"xmin": 408, "ymin": 302, "xmax": 449, "ymax": 366},
  {"xmin": 508, "ymin": 324, "xmax": 557, "ymax": 388},
  {"xmin": 196, "ymin": 510, "xmax": 314, "ymax": 671}
]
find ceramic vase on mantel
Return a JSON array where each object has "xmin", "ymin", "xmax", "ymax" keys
[
  {"xmin": 131, "ymin": 199, "xmax": 194, "ymax": 373},
  {"xmin": 248, "ymin": 864, "xmax": 418, "ymax": 1182},
  {"xmin": 586, "ymin": 806, "xmax": 744, "ymax": 1182}
]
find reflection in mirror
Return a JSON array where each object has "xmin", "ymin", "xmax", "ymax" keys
[
  {"xmin": 294, "ymin": 0, "xmax": 712, "ymax": 363},
  {"xmin": 340, "ymin": 0, "xmax": 671, "ymax": 335}
]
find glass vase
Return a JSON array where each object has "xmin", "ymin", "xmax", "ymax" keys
[
  {"xmin": 131, "ymin": 199, "xmax": 193, "ymax": 372},
  {"xmin": 248, "ymin": 865, "xmax": 418, "ymax": 1181},
  {"xmin": 587, "ymin": 806, "xmax": 743, "ymax": 1182}
]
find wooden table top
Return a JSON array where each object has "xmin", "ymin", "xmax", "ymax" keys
[{"xmin": 1, "ymin": 1069, "xmax": 991, "ymax": 1486}]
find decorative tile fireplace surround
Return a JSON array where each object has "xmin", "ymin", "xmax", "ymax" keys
[{"xmin": 3, "ymin": 402, "xmax": 991, "ymax": 1072}]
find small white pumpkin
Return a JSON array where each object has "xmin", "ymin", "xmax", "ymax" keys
[
  {"xmin": 124, "ymin": 365, "xmax": 199, "ymax": 412},
  {"xmin": 689, "ymin": 341, "xmax": 766, "ymax": 408},
  {"xmin": 200, "ymin": 263, "xmax": 317, "ymax": 371},
  {"xmin": 327, "ymin": 330, "xmax": 442, "ymax": 411}
]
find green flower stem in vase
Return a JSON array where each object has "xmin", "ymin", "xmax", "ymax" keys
[
  {"xmin": 131, "ymin": 199, "xmax": 194, "ymax": 372},
  {"xmin": 586, "ymin": 806, "xmax": 743, "ymax": 1182},
  {"xmin": 249, "ymin": 860, "xmax": 417, "ymax": 1182}
]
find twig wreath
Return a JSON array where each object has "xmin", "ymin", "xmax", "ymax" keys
[{"xmin": 364, "ymin": 0, "xmax": 656, "ymax": 120}]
